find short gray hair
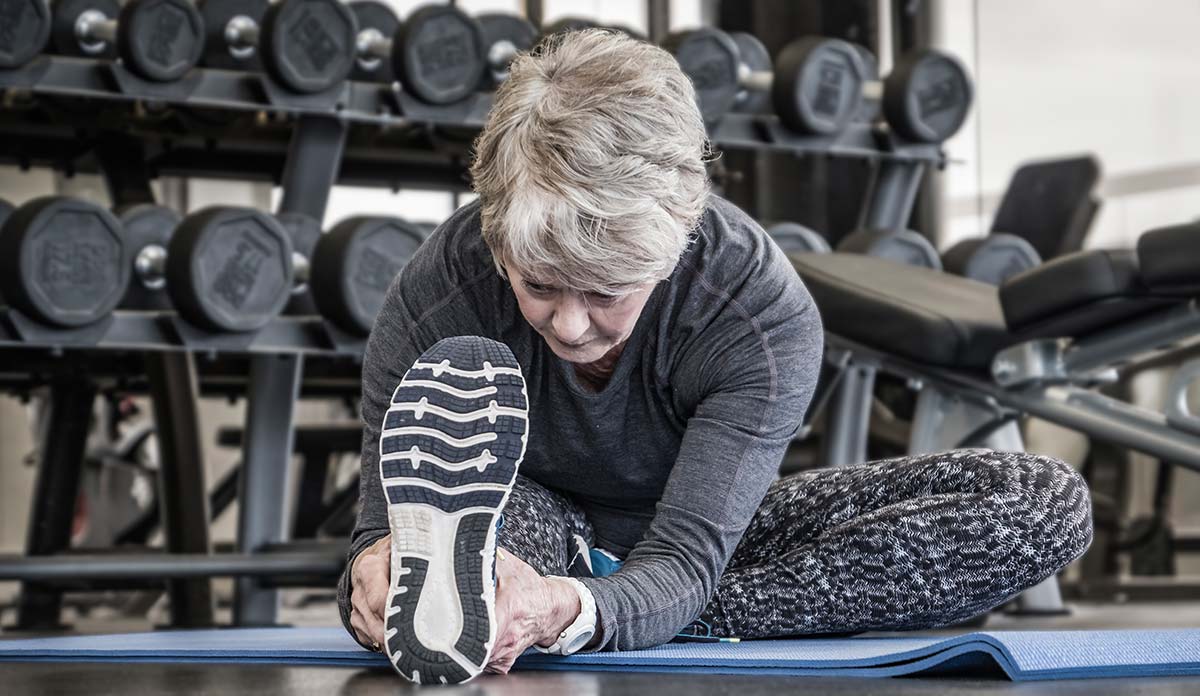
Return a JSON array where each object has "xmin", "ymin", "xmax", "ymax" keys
[{"xmin": 470, "ymin": 29, "xmax": 711, "ymax": 295}]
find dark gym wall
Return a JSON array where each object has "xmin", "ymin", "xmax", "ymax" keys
[{"xmin": 717, "ymin": 0, "xmax": 937, "ymax": 243}]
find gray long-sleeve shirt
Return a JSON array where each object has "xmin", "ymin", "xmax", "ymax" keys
[{"xmin": 337, "ymin": 195, "xmax": 822, "ymax": 651}]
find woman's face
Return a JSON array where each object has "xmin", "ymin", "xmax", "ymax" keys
[{"xmin": 506, "ymin": 265, "xmax": 655, "ymax": 365}]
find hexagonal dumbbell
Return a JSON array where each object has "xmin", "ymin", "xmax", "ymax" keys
[
  {"xmin": 198, "ymin": 0, "xmax": 356, "ymax": 94},
  {"xmin": 666, "ymin": 28, "xmax": 973, "ymax": 142},
  {"xmin": 306, "ymin": 215, "xmax": 427, "ymax": 336},
  {"xmin": 119, "ymin": 206, "xmax": 296, "ymax": 332},
  {"xmin": 0, "ymin": 0, "xmax": 53, "ymax": 69},
  {"xmin": 0, "ymin": 196, "xmax": 130, "ymax": 328},
  {"xmin": 349, "ymin": 2, "xmax": 486, "ymax": 104},
  {"xmin": 47, "ymin": 0, "xmax": 204, "ymax": 82}
]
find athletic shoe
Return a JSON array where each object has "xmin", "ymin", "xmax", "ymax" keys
[{"xmin": 378, "ymin": 336, "xmax": 529, "ymax": 684}]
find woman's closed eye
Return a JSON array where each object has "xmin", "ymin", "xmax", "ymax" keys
[
  {"xmin": 523, "ymin": 280, "xmax": 557, "ymax": 296},
  {"xmin": 586, "ymin": 292, "xmax": 621, "ymax": 307}
]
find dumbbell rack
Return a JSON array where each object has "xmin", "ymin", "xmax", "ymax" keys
[{"xmin": 0, "ymin": 49, "xmax": 945, "ymax": 631}]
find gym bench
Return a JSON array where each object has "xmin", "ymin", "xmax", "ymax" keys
[{"xmin": 790, "ymin": 222, "xmax": 1200, "ymax": 613}]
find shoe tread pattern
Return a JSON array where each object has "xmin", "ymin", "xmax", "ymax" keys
[
  {"xmin": 382, "ymin": 336, "xmax": 527, "ymax": 685},
  {"xmin": 386, "ymin": 557, "xmax": 472, "ymax": 685}
]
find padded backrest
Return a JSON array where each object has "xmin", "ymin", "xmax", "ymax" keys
[{"xmin": 990, "ymin": 155, "xmax": 1102, "ymax": 260}]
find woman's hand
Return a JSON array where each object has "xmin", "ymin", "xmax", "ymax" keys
[
  {"xmin": 485, "ymin": 548, "xmax": 581, "ymax": 674},
  {"xmin": 349, "ymin": 534, "xmax": 391, "ymax": 652}
]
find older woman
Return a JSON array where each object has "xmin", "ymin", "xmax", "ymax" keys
[{"xmin": 338, "ymin": 31, "xmax": 1092, "ymax": 685}]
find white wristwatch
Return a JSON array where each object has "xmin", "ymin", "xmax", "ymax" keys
[{"xmin": 535, "ymin": 577, "xmax": 597, "ymax": 656}]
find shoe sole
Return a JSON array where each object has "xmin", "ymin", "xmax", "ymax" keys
[{"xmin": 379, "ymin": 336, "xmax": 528, "ymax": 685}]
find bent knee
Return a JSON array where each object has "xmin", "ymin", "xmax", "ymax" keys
[{"xmin": 999, "ymin": 451, "xmax": 1094, "ymax": 562}]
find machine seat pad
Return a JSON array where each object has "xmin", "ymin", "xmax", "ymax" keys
[
  {"xmin": 1137, "ymin": 222, "xmax": 1200, "ymax": 293},
  {"xmin": 789, "ymin": 252, "xmax": 1009, "ymax": 370},
  {"xmin": 1000, "ymin": 249, "xmax": 1144, "ymax": 333}
]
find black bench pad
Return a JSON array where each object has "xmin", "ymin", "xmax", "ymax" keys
[
  {"xmin": 790, "ymin": 253, "xmax": 1009, "ymax": 370},
  {"xmin": 1137, "ymin": 222, "xmax": 1200, "ymax": 293},
  {"xmin": 1000, "ymin": 250, "xmax": 1144, "ymax": 332}
]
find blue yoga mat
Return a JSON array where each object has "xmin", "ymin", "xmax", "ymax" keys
[{"xmin": 2, "ymin": 627, "xmax": 1199, "ymax": 681}]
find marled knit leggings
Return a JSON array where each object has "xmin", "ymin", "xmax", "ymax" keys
[{"xmin": 496, "ymin": 449, "xmax": 1093, "ymax": 638}]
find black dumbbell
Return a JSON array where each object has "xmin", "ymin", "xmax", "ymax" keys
[
  {"xmin": 837, "ymin": 228, "xmax": 942, "ymax": 269},
  {"xmin": 667, "ymin": 29, "xmax": 972, "ymax": 142},
  {"xmin": 350, "ymin": 3, "xmax": 485, "ymax": 104},
  {"xmin": 122, "ymin": 206, "xmax": 296, "ymax": 332},
  {"xmin": 0, "ymin": 196, "xmax": 130, "ymax": 328},
  {"xmin": 198, "ymin": 0, "xmax": 356, "ymax": 94},
  {"xmin": 0, "ymin": 1, "xmax": 52, "ymax": 69},
  {"xmin": 733, "ymin": 35, "xmax": 881, "ymax": 124},
  {"xmin": 273, "ymin": 211, "xmax": 427, "ymax": 335},
  {"xmin": 477, "ymin": 13, "xmax": 538, "ymax": 88},
  {"xmin": 46, "ymin": 0, "xmax": 204, "ymax": 81},
  {"xmin": 308, "ymin": 216, "xmax": 427, "ymax": 336},
  {"xmin": 764, "ymin": 221, "xmax": 832, "ymax": 254},
  {"xmin": 942, "ymin": 234, "xmax": 1041, "ymax": 285},
  {"xmin": 121, "ymin": 206, "xmax": 307, "ymax": 329}
]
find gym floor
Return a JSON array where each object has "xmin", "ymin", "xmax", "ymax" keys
[{"xmin": 4, "ymin": 601, "xmax": 1199, "ymax": 693}]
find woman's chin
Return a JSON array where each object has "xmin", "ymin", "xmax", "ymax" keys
[{"xmin": 550, "ymin": 340, "xmax": 607, "ymax": 364}]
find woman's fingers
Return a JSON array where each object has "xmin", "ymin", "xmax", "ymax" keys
[
  {"xmin": 350, "ymin": 610, "xmax": 379, "ymax": 651},
  {"xmin": 351, "ymin": 589, "xmax": 385, "ymax": 648}
]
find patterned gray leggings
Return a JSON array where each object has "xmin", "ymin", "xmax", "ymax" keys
[{"xmin": 496, "ymin": 449, "xmax": 1093, "ymax": 638}]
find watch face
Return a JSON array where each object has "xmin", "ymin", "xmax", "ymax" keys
[{"xmin": 564, "ymin": 628, "xmax": 596, "ymax": 655}]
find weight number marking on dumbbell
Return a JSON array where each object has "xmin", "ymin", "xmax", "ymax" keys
[
  {"xmin": 0, "ymin": 196, "xmax": 129, "ymax": 328},
  {"xmin": 210, "ymin": 234, "xmax": 273, "ymax": 310}
]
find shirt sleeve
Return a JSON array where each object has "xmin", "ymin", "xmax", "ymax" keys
[{"xmin": 576, "ymin": 268, "xmax": 823, "ymax": 651}]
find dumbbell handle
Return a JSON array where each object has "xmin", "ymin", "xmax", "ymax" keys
[
  {"xmin": 225, "ymin": 15, "xmax": 261, "ymax": 58},
  {"xmin": 738, "ymin": 65, "xmax": 883, "ymax": 100},
  {"xmin": 134, "ymin": 244, "xmax": 168, "ymax": 290},
  {"xmin": 357, "ymin": 28, "xmax": 392, "ymax": 61},
  {"xmin": 75, "ymin": 9, "xmax": 118, "ymax": 54},
  {"xmin": 488, "ymin": 40, "xmax": 519, "ymax": 72},
  {"xmin": 135, "ymin": 244, "xmax": 310, "ymax": 293},
  {"xmin": 292, "ymin": 252, "xmax": 310, "ymax": 292},
  {"xmin": 353, "ymin": 28, "xmax": 394, "ymax": 75}
]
